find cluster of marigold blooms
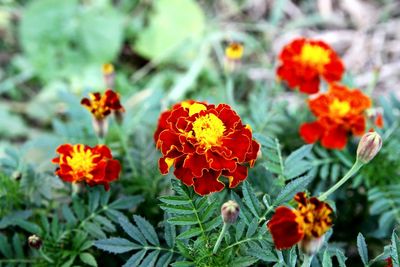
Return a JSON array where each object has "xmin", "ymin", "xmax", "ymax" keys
[{"xmin": 50, "ymin": 40, "xmax": 386, "ymax": 260}]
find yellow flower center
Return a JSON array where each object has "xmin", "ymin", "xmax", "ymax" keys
[
  {"xmin": 295, "ymin": 200, "xmax": 332, "ymax": 238},
  {"xmin": 225, "ymin": 43, "xmax": 244, "ymax": 60},
  {"xmin": 192, "ymin": 113, "xmax": 226, "ymax": 148},
  {"xmin": 298, "ymin": 43, "xmax": 330, "ymax": 71},
  {"xmin": 66, "ymin": 145, "xmax": 99, "ymax": 180},
  {"xmin": 102, "ymin": 63, "xmax": 114, "ymax": 75},
  {"xmin": 329, "ymin": 99, "xmax": 351, "ymax": 117}
]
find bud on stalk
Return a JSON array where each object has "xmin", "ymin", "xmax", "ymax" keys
[
  {"xmin": 357, "ymin": 132, "xmax": 382, "ymax": 164},
  {"xmin": 28, "ymin": 235, "xmax": 42, "ymax": 249},
  {"xmin": 221, "ymin": 200, "xmax": 240, "ymax": 224}
]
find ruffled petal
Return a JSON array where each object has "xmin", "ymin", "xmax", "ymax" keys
[
  {"xmin": 192, "ymin": 170, "xmax": 224, "ymax": 195},
  {"xmin": 299, "ymin": 122, "xmax": 323, "ymax": 144},
  {"xmin": 321, "ymin": 126, "xmax": 347, "ymax": 149}
]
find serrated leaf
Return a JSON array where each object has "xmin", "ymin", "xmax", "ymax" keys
[
  {"xmin": 139, "ymin": 250, "xmax": 160, "ymax": 267},
  {"xmin": 94, "ymin": 237, "xmax": 140, "ymax": 254},
  {"xmin": 88, "ymin": 189, "xmax": 101, "ymax": 213},
  {"xmin": 79, "ymin": 253, "xmax": 97, "ymax": 267},
  {"xmin": 15, "ymin": 220, "xmax": 42, "ymax": 235},
  {"xmin": 242, "ymin": 181, "xmax": 262, "ymax": 218},
  {"xmin": 109, "ymin": 195, "xmax": 144, "ymax": 210},
  {"xmin": 235, "ymin": 220, "xmax": 246, "ymax": 241},
  {"xmin": 159, "ymin": 196, "xmax": 191, "ymax": 205},
  {"xmin": 177, "ymin": 227, "xmax": 202, "ymax": 239},
  {"xmin": 204, "ymin": 216, "xmax": 222, "ymax": 232},
  {"xmin": 357, "ymin": 233, "xmax": 369, "ymax": 265},
  {"xmin": 246, "ymin": 218, "xmax": 258, "ymax": 238},
  {"xmin": 134, "ymin": 215, "xmax": 160, "ymax": 246},
  {"xmin": 334, "ymin": 249, "xmax": 347, "ymax": 267},
  {"xmin": 12, "ymin": 234, "xmax": 24, "ymax": 258},
  {"xmin": 391, "ymin": 231, "xmax": 400, "ymax": 266},
  {"xmin": 122, "ymin": 250, "xmax": 147, "ymax": 267},
  {"xmin": 118, "ymin": 216, "xmax": 147, "ymax": 245},
  {"xmin": 62, "ymin": 205, "xmax": 77, "ymax": 225},
  {"xmin": 168, "ymin": 216, "xmax": 198, "ymax": 226},
  {"xmin": 160, "ymin": 204, "xmax": 194, "ymax": 215},
  {"xmin": 156, "ymin": 252, "xmax": 173, "ymax": 267},
  {"xmin": 233, "ymin": 256, "xmax": 258, "ymax": 267},
  {"xmin": 273, "ymin": 174, "xmax": 312, "ymax": 205},
  {"xmin": 263, "ymin": 161, "xmax": 282, "ymax": 174},
  {"xmin": 284, "ymin": 160, "xmax": 312, "ymax": 180},
  {"xmin": 322, "ymin": 250, "xmax": 333, "ymax": 267},
  {"xmin": 93, "ymin": 215, "xmax": 116, "ymax": 232},
  {"xmin": 0, "ymin": 234, "xmax": 12, "ymax": 258},
  {"xmin": 284, "ymin": 144, "xmax": 312, "ymax": 166},
  {"xmin": 164, "ymin": 214, "xmax": 176, "ymax": 248},
  {"xmin": 83, "ymin": 222, "xmax": 106, "ymax": 239}
]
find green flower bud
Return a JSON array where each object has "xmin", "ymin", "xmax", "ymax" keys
[
  {"xmin": 357, "ymin": 132, "xmax": 382, "ymax": 164},
  {"xmin": 221, "ymin": 200, "xmax": 240, "ymax": 224}
]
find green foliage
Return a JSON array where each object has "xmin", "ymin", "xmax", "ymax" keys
[
  {"xmin": 19, "ymin": 0, "xmax": 124, "ymax": 85},
  {"xmin": 368, "ymin": 185, "xmax": 400, "ymax": 238}
]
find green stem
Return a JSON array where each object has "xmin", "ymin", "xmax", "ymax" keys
[
  {"xmin": 116, "ymin": 123, "xmax": 138, "ymax": 177},
  {"xmin": 319, "ymin": 160, "xmax": 364, "ymax": 201},
  {"xmin": 0, "ymin": 259, "xmax": 37, "ymax": 263},
  {"xmin": 301, "ymin": 254, "xmax": 313, "ymax": 267},
  {"xmin": 226, "ymin": 75, "xmax": 235, "ymax": 107},
  {"xmin": 213, "ymin": 223, "xmax": 229, "ymax": 254}
]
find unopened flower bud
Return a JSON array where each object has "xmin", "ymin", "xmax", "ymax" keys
[
  {"xmin": 12, "ymin": 171, "xmax": 22, "ymax": 181},
  {"xmin": 221, "ymin": 200, "xmax": 240, "ymax": 224},
  {"xmin": 357, "ymin": 132, "xmax": 382, "ymax": 164},
  {"xmin": 299, "ymin": 235, "xmax": 324, "ymax": 255},
  {"xmin": 28, "ymin": 235, "xmax": 42, "ymax": 249}
]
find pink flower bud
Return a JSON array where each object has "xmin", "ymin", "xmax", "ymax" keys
[
  {"xmin": 221, "ymin": 200, "xmax": 240, "ymax": 224},
  {"xmin": 357, "ymin": 132, "xmax": 382, "ymax": 164}
]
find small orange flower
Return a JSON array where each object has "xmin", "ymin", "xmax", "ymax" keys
[
  {"xmin": 300, "ymin": 83, "xmax": 371, "ymax": 149},
  {"xmin": 277, "ymin": 38, "xmax": 345, "ymax": 94},
  {"xmin": 81, "ymin": 89, "xmax": 124, "ymax": 120},
  {"xmin": 225, "ymin": 42, "xmax": 244, "ymax": 61},
  {"xmin": 52, "ymin": 144, "xmax": 121, "ymax": 191},
  {"xmin": 375, "ymin": 113, "xmax": 384, "ymax": 128},
  {"xmin": 154, "ymin": 101, "xmax": 260, "ymax": 195},
  {"xmin": 267, "ymin": 192, "xmax": 333, "ymax": 250}
]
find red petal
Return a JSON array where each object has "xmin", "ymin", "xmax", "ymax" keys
[
  {"xmin": 267, "ymin": 207, "xmax": 304, "ymax": 250},
  {"xmin": 192, "ymin": 170, "xmax": 224, "ymax": 195},
  {"xmin": 321, "ymin": 126, "xmax": 347, "ymax": 149},
  {"xmin": 222, "ymin": 164, "xmax": 248, "ymax": 188},
  {"xmin": 299, "ymin": 122, "xmax": 323, "ymax": 144},
  {"xmin": 183, "ymin": 153, "xmax": 210, "ymax": 177},
  {"xmin": 206, "ymin": 151, "xmax": 237, "ymax": 172}
]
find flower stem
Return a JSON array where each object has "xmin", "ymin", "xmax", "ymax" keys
[
  {"xmin": 226, "ymin": 75, "xmax": 235, "ymax": 107},
  {"xmin": 301, "ymin": 254, "xmax": 313, "ymax": 267},
  {"xmin": 319, "ymin": 160, "xmax": 364, "ymax": 201},
  {"xmin": 213, "ymin": 222, "xmax": 229, "ymax": 254}
]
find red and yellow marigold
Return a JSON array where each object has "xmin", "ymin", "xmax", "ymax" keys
[
  {"xmin": 267, "ymin": 192, "xmax": 333, "ymax": 250},
  {"xmin": 81, "ymin": 89, "xmax": 124, "ymax": 120},
  {"xmin": 225, "ymin": 42, "xmax": 244, "ymax": 61},
  {"xmin": 154, "ymin": 101, "xmax": 260, "ymax": 195},
  {"xmin": 52, "ymin": 144, "xmax": 121, "ymax": 191},
  {"xmin": 277, "ymin": 38, "xmax": 345, "ymax": 94},
  {"xmin": 300, "ymin": 83, "xmax": 372, "ymax": 149}
]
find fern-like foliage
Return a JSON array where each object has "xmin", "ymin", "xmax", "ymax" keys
[
  {"xmin": 94, "ymin": 214, "xmax": 175, "ymax": 267},
  {"xmin": 368, "ymin": 185, "xmax": 400, "ymax": 237}
]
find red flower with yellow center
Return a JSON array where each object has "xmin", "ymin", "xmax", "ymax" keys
[
  {"xmin": 300, "ymin": 83, "xmax": 372, "ymax": 149},
  {"xmin": 154, "ymin": 101, "xmax": 260, "ymax": 195},
  {"xmin": 267, "ymin": 192, "xmax": 333, "ymax": 250},
  {"xmin": 52, "ymin": 144, "xmax": 121, "ymax": 191},
  {"xmin": 81, "ymin": 89, "xmax": 124, "ymax": 120},
  {"xmin": 277, "ymin": 38, "xmax": 345, "ymax": 94}
]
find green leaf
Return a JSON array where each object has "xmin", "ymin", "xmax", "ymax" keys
[
  {"xmin": 94, "ymin": 237, "xmax": 140, "ymax": 254},
  {"xmin": 233, "ymin": 256, "xmax": 258, "ymax": 267},
  {"xmin": 79, "ymin": 253, "xmax": 97, "ymax": 267},
  {"xmin": 118, "ymin": 216, "xmax": 147, "ymax": 245},
  {"xmin": 62, "ymin": 204, "xmax": 77, "ymax": 225},
  {"xmin": 159, "ymin": 196, "xmax": 191, "ymax": 205},
  {"xmin": 164, "ymin": 214, "xmax": 176, "ymax": 248},
  {"xmin": 242, "ymin": 181, "xmax": 262, "ymax": 218},
  {"xmin": 273, "ymin": 174, "xmax": 312, "ymax": 205},
  {"xmin": 139, "ymin": 250, "xmax": 160, "ymax": 267},
  {"xmin": 284, "ymin": 145, "xmax": 313, "ymax": 167},
  {"xmin": 134, "ymin": 215, "xmax": 160, "ymax": 246},
  {"xmin": 156, "ymin": 252, "xmax": 173, "ymax": 267},
  {"xmin": 168, "ymin": 215, "xmax": 198, "ymax": 226},
  {"xmin": 134, "ymin": 0, "xmax": 205, "ymax": 63},
  {"xmin": 109, "ymin": 195, "xmax": 144, "ymax": 210},
  {"xmin": 88, "ymin": 188, "xmax": 101, "ymax": 213},
  {"xmin": 177, "ymin": 227, "xmax": 202, "ymax": 239},
  {"xmin": 334, "ymin": 249, "xmax": 347, "ymax": 267},
  {"xmin": 12, "ymin": 234, "xmax": 24, "ymax": 258},
  {"xmin": 322, "ymin": 250, "xmax": 333, "ymax": 267},
  {"xmin": 122, "ymin": 250, "xmax": 147, "ymax": 267},
  {"xmin": 160, "ymin": 204, "xmax": 194, "ymax": 215},
  {"xmin": 391, "ymin": 231, "xmax": 400, "ymax": 266},
  {"xmin": 0, "ymin": 233, "xmax": 12, "ymax": 258},
  {"xmin": 357, "ymin": 233, "xmax": 369, "ymax": 266},
  {"xmin": 83, "ymin": 222, "xmax": 106, "ymax": 239},
  {"xmin": 15, "ymin": 220, "xmax": 42, "ymax": 235}
]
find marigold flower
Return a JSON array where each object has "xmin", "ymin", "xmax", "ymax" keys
[
  {"xmin": 28, "ymin": 235, "xmax": 42, "ymax": 249},
  {"xmin": 267, "ymin": 192, "xmax": 333, "ymax": 250},
  {"xmin": 225, "ymin": 42, "xmax": 244, "ymax": 61},
  {"xmin": 154, "ymin": 101, "xmax": 260, "ymax": 195},
  {"xmin": 300, "ymin": 83, "xmax": 371, "ymax": 149},
  {"xmin": 277, "ymin": 38, "xmax": 345, "ymax": 94},
  {"xmin": 81, "ymin": 89, "xmax": 124, "ymax": 120},
  {"xmin": 52, "ymin": 144, "xmax": 121, "ymax": 191}
]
